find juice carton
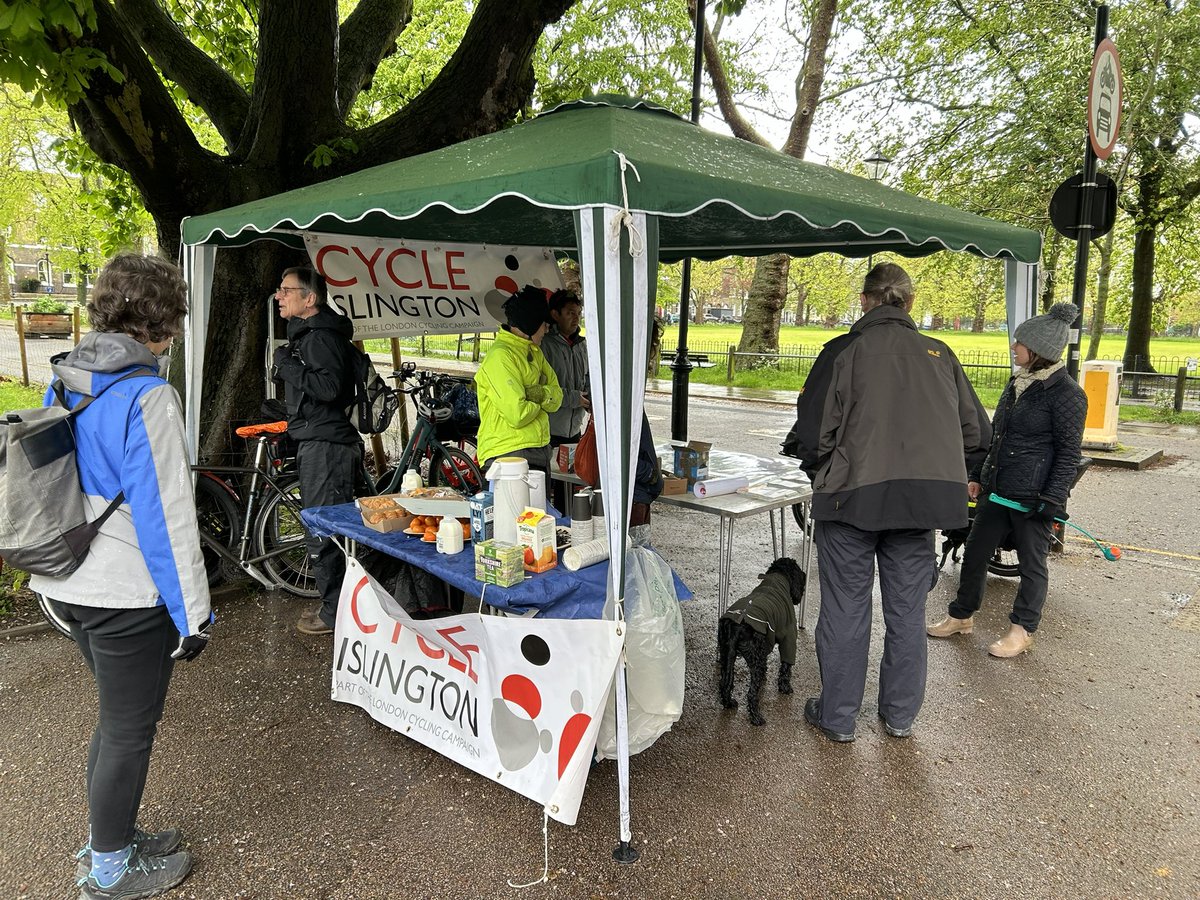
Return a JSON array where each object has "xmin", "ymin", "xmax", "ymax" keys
[
  {"xmin": 473, "ymin": 540, "xmax": 524, "ymax": 587},
  {"xmin": 516, "ymin": 507, "xmax": 557, "ymax": 573},
  {"xmin": 468, "ymin": 490, "xmax": 494, "ymax": 544}
]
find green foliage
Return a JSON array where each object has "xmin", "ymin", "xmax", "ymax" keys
[
  {"xmin": 305, "ymin": 137, "xmax": 360, "ymax": 170},
  {"xmin": 30, "ymin": 296, "xmax": 68, "ymax": 312},
  {"xmin": 0, "ymin": 0, "xmax": 120, "ymax": 105},
  {"xmin": 16, "ymin": 276, "xmax": 41, "ymax": 292}
]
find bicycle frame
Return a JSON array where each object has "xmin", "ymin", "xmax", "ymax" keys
[{"xmin": 194, "ymin": 434, "xmax": 307, "ymax": 591}]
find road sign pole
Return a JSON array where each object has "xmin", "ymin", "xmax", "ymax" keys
[{"xmin": 1067, "ymin": 3, "xmax": 1110, "ymax": 382}]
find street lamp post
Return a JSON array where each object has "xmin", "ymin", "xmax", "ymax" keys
[{"xmin": 863, "ymin": 149, "xmax": 892, "ymax": 270}]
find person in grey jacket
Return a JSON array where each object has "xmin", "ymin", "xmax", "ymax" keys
[
  {"xmin": 928, "ymin": 301, "xmax": 1087, "ymax": 657},
  {"xmin": 541, "ymin": 288, "xmax": 589, "ymax": 446},
  {"xmin": 788, "ymin": 262, "xmax": 990, "ymax": 742},
  {"xmin": 34, "ymin": 254, "xmax": 209, "ymax": 899}
]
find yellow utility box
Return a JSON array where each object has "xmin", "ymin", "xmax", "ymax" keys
[{"xmin": 1081, "ymin": 360, "xmax": 1122, "ymax": 450}]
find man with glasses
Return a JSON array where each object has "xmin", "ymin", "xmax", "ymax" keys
[{"xmin": 272, "ymin": 266, "xmax": 361, "ymax": 636}]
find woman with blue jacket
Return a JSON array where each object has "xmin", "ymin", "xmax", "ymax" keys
[{"xmin": 32, "ymin": 254, "xmax": 210, "ymax": 900}]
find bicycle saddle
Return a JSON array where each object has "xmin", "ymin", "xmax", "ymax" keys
[{"xmin": 235, "ymin": 421, "xmax": 289, "ymax": 437}]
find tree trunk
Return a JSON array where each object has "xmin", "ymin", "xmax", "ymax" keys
[
  {"xmin": 703, "ymin": 0, "xmax": 839, "ymax": 363},
  {"xmin": 1124, "ymin": 224, "xmax": 1157, "ymax": 373},
  {"xmin": 1086, "ymin": 230, "xmax": 1115, "ymax": 361},
  {"xmin": 0, "ymin": 231, "xmax": 10, "ymax": 305},
  {"xmin": 972, "ymin": 293, "xmax": 986, "ymax": 333},
  {"xmin": 1039, "ymin": 230, "xmax": 1063, "ymax": 312},
  {"xmin": 736, "ymin": 255, "xmax": 789, "ymax": 365}
]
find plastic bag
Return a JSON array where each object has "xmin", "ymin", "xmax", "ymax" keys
[{"xmin": 595, "ymin": 545, "xmax": 685, "ymax": 759}]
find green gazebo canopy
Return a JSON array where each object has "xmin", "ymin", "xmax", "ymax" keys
[{"xmin": 182, "ymin": 96, "xmax": 1040, "ymax": 264}]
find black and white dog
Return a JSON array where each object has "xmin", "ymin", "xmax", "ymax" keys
[{"xmin": 717, "ymin": 557, "xmax": 806, "ymax": 726}]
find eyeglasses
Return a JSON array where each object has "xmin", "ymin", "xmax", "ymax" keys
[{"xmin": 277, "ymin": 286, "xmax": 306, "ymax": 294}]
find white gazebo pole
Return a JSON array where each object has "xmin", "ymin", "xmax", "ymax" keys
[
  {"xmin": 181, "ymin": 242, "xmax": 215, "ymax": 464},
  {"xmin": 575, "ymin": 202, "xmax": 655, "ymax": 863},
  {"xmin": 1004, "ymin": 259, "xmax": 1040, "ymax": 352}
]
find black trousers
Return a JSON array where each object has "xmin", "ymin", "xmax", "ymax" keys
[
  {"xmin": 48, "ymin": 601, "xmax": 176, "ymax": 853},
  {"xmin": 950, "ymin": 497, "xmax": 1053, "ymax": 632},
  {"xmin": 297, "ymin": 439, "xmax": 362, "ymax": 627}
]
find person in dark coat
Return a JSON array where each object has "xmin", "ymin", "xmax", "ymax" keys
[
  {"xmin": 790, "ymin": 262, "xmax": 991, "ymax": 742},
  {"xmin": 272, "ymin": 266, "xmax": 362, "ymax": 636},
  {"xmin": 630, "ymin": 317, "xmax": 665, "ymax": 530},
  {"xmin": 928, "ymin": 301, "xmax": 1087, "ymax": 658}
]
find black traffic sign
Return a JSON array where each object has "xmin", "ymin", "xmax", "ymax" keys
[{"xmin": 1050, "ymin": 172, "xmax": 1117, "ymax": 241}]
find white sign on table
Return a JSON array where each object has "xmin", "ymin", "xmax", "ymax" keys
[
  {"xmin": 331, "ymin": 559, "xmax": 622, "ymax": 825},
  {"xmin": 304, "ymin": 232, "xmax": 563, "ymax": 339}
]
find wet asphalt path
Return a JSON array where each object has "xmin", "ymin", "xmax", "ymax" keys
[{"xmin": 1, "ymin": 396, "xmax": 1197, "ymax": 899}]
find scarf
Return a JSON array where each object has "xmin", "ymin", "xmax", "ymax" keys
[{"xmin": 1013, "ymin": 359, "xmax": 1064, "ymax": 399}]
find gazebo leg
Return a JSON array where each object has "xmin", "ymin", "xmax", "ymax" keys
[{"xmin": 613, "ymin": 840, "xmax": 640, "ymax": 864}]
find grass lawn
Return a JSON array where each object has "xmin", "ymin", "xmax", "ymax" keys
[{"xmin": 0, "ymin": 379, "xmax": 46, "ymax": 411}]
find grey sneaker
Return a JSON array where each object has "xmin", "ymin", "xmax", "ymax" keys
[
  {"xmin": 75, "ymin": 827, "xmax": 183, "ymax": 880},
  {"xmin": 78, "ymin": 848, "xmax": 192, "ymax": 900}
]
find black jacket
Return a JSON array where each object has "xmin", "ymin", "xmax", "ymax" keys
[
  {"xmin": 274, "ymin": 307, "xmax": 360, "ymax": 444},
  {"xmin": 975, "ymin": 366, "xmax": 1087, "ymax": 506},
  {"xmin": 784, "ymin": 305, "xmax": 991, "ymax": 531},
  {"xmin": 720, "ymin": 571, "xmax": 798, "ymax": 665},
  {"xmin": 633, "ymin": 412, "xmax": 663, "ymax": 505}
]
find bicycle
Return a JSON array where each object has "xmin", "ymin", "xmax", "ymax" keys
[
  {"xmin": 364, "ymin": 363, "xmax": 484, "ymax": 497},
  {"xmin": 37, "ymin": 421, "xmax": 316, "ymax": 637}
]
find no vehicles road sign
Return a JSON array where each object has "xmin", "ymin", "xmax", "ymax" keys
[{"xmin": 1088, "ymin": 38, "xmax": 1123, "ymax": 160}]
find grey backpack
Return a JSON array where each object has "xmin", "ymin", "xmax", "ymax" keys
[{"xmin": 0, "ymin": 369, "xmax": 154, "ymax": 576}]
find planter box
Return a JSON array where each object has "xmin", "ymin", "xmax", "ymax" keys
[{"xmin": 25, "ymin": 312, "xmax": 72, "ymax": 336}]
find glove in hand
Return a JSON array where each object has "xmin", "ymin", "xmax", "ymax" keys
[
  {"xmin": 525, "ymin": 384, "xmax": 546, "ymax": 404},
  {"xmin": 1026, "ymin": 501, "xmax": 1065, "ymax": 523},
  {"xmin": 171, "ymin": 623, "xmax": 211, "ymax": 661},
  {"xmin": 273, "ymin": 345, "xmax": 293, "ymax": 368}
]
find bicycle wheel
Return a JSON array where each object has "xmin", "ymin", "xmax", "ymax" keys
[
  {"xmin": 195, "ymin": 473, "xmax": 241, "ymax": 587},
  {"xmin": 35, "ymin": 592, "xmax": 72, "ymax": 638},
  {"xmin": 253, "ymin": 480, "xmax": 320, "ymax": 598},
  {"xmin": 986, "ymin": 547, "xmax": 1021, "ymax": 578},
  {"xmin": 427, "ymin": 445, "xmax": 484, "ymax": 495}
]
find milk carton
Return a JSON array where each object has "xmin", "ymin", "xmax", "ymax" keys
[
  {"xmin": 468, "ymin": 490, "xmax": 494, "ymax": 544},
  {"xmin": 516, "ymin": 507, "xmax": 557, "ymax": 573}
]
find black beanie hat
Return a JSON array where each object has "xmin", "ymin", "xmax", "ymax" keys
[{"xmin": 503, "ymin": 285, "xmax": 549, "ymax": 337}]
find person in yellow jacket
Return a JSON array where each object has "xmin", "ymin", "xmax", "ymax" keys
[{"xmin": 474, "ymin": 285, "xmax": 563, "ymax": 474}]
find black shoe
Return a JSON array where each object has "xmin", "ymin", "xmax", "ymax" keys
[
  {"xmin": 804, "ymin": 698, "xmax": 855, "ymax": 743},
  {"xmin": 877, "ymin": 711, "xmax": 913, "ymax": 738},
  {"xmin": 75, "ymin": 827, "xmax": 183, "ymax": 880},
  {"xmin": 78, "ymin": 848, "xmax": 192, "ymax": 899}
]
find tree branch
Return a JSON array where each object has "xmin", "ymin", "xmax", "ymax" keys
[
  {"xmin": 337, "ymin": 0, "xmax": 414, "ymax": 117},
  {"xmin": 688, "ymin": 0, "xmax": 770, "ymax": 148},
  {"xmin": 112, "ymin": 0, "xmax": 249, "ymax": 149},
  {"xmin": 782, "ymin": 0, "xmax": 837, "ymax": 158},
  {"xmin": 49, "ymin": 1, "xmax": 222, "ymax": 237},
  {"xmin": 349, "ymin": 0, "xmax": 573, "ymax": 172}
]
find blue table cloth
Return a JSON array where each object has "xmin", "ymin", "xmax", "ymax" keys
[{"xmin": 302, "ymin": 503, "xmax": 691, "ymax": 620}]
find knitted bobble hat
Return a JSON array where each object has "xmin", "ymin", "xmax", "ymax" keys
[
  {"xmin": 1012, "ymin": 301, "xmax": 1077, "ymax": 361},
  {"xmin": 503, "ymin": 285, "xmax": 549, "ymax": 338}
]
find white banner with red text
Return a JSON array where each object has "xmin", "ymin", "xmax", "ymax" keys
[
  {"xmin": 303, "ymin": 233, "xmax": 564, "ymax": 339},
  {"xmin": 331, "ymin": 558, "xmax": 622, "ymax": 825}
]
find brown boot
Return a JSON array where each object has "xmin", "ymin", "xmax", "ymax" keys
[
  {"xmin": 988, "ymin": 624, "xmax": 1033, "ymax": 658},
  {"xmin": 927, "ymin": 615, "xmax": 973, "ymax": 638},
  {"xmin": 296, "ymin": 607, "xmax": 332, "ymax": 636}
]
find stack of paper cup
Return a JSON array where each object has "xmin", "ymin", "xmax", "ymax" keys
[
  {"xmin": 570, "ymin": 491, "xmax": 593, "ymax": 545},
  {"xmin": 591, "ymin": 490, "xmax": 605, "ymax": 541}
]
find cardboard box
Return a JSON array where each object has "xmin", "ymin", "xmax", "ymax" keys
[
  {"xmin": 671, "ymin": 439, "xmax": 712, "ymax": 484},
  {"xmin": 398, "ymin": 486, "xmax": 471, "ymax": 518},
  {"xmin": 474, "ymin": 540, "xmax": 525, "ymax": 587},
  {"xmin": 516, "ymin": 507, "xmax": 558, "ymax": 573},
  {"xmin": 356, "ymin": 495, "xmax": 415, "ymax": 532},
  {"xmin": 660, "ymin": 475, "xmax": 688, "ymax": 496},
  {"xmin": 468, "ymin": 491, "xmax": 494, "ymax": 544}
]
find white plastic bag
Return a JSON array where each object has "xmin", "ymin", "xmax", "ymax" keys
[{"xmin": 595, "ymin": 545, "xmax": 685, "ymax": 759}]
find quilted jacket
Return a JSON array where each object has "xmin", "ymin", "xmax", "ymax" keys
[
  {"xmin": 974, "ymin": 365, "xmax": 1087, "ymax": 506},
  {"xmin": 720, "ymin": 571, "xmax": 798, "ymax": 665}
]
